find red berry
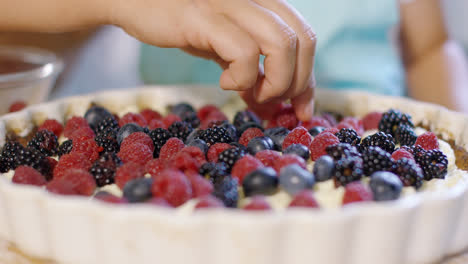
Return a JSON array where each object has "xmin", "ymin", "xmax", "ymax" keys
[
  {"xmin": 232, "ymin": 155, "xmax": 264, "ymax": 183},
  {"xmin": 244, "ymin": 196, "xmax": 271, "ymax": 211},
  {"xmin": 201, "ymin": 111, "xmax": 228, "ymax": 129},
  {"xmin": 72, "ymin": 138, "xmax": 102, "ymax": 163},
  {"xmin": 282, "ymin": 126, "xmax": 312, "ymax": 149},
  {"xmin": 289, "ymin": 190, "xmax": 319, "ymax": 208},
  {"xmin": 207, "ymin": 143, "xmax": 232, "ymax": 162},
  {"xmin": 167, "ymin": 151, "xmax": 201, "ymax": 173},
  {"xmin": 197, "ymin": 105, "xmax": 221, "ymax": 121},
  {"xmin": 195, "ymin": 195, "xmax": 224, "ymax": 209},
  {"xmin": 146, "ymin": 197, "xmax": 173, "ymax": 208},
  {"xmin": 272, "ymin": 105, "xmax": 298, "ymax": 130},
  {"xmin": 309, "ymin": 132, "xmax": 340, "ymax": 161},
  {"xmin": 12, "ymin": 166, "xmax": 47, "ymax": 186},
  {"xmin": 54, "ymin": 152, "xmax": 92, "ymax": 179},
  {"xmin": 115, "ymin": 162, "xmax": 145, "ymax": 189},
  {"xmin": 255, "ymin": 150, "xmax": 281, "ymax": 167},
  {"xmin": 362, "ymin": 112, "xmax": 383, "ymax": 131},
  {"xmin": 273, "ymin": 154, "xmax": 307, "ymax": 173},
  {"xmin": 38, "ymin": 119, "xmax": 63, "ymax": 137},
  {"xmin": 117, "ymin": 143, "xmax": 153, "ymax": 165},
  {"xmin": 239, "ymin": 128, "xmax": 264, "ymax": 146},
  {"xmin": 187, "ymin": 173, "xmax": 214, "ymax": 198},
  {"xmin": 47, "ymin": 157, "xmax": 58, "ymax": 172},
  {"xmin": 148, "ymin": 119, "xmax": 165, "ymax": 130},
  {"xmin": 69, "ymin": 126, "xmax": 95, "ymax": 142},
  {"xmin": 8, "ymin": 101, "xmax": 27, "ymax": 113},
  {"xmin": 151, "ymin": 169, "xmax": 193, "ymax": 207},
  {"xmin": 159, "ymin": 137, "xmax": 185, "ymax": 162},
  {"xmin": 179, "ymin": 146, "xmax": 207, "ymax": 165},
  {"xmin": 53, "ymin": 169, "xmax": 96, "ymax": 196},
  {"xmin": 391, "ymin": 148, "xmax": 415, "ymax": 161},
  {"xmin": 120, "ymin": 132, "xmax": 155, "ymax": 152},
  {"xmin": 64, "ymin": 117, "xmax": 89, "ymax": 139},
  {"xmin": 146, "ymin": 159, "xmax": 166, "ymax": 178},
  {"xmin": 321, "ymin": 113, "xmax": 338, "ymax": 127},
  {"xmin": 46, "ymin": 179, "xmax": 78, "ymax": 195},
  {"xmin": 342, "ymin": 181, "xmax": 373, "ymax": 205},
  {"xmin": 323, "ymin": 127, "xmax": 339, "ymax": 134},
  {"xmin": 162, "ymin": 114, "xmax": 182, "ymax": 128},
  {"xmin": 302, "ymin": 116, "xmax": 332, "ymax": 130},
  {"xmin": 95, "ymin": 192, "xmax": 127, "ymax": 204},
  {"xmin": 336, "ymin": 117, "xmax": 364, "ymax": 136},
  {"xmin": 119, "ymin": 112, "xmax": 148, "ymax": 127},
  {"xmin": 415, "ymin": 132, "xmax": 439, "ymax": 150},
  {"xmin": 140, "ymin": 108, "xmax": 162, "ymax": 123}
]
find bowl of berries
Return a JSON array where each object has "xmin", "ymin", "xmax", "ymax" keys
[{"xmin": 0, "ymin": 86, "xmax": 467, "ymax": 264}]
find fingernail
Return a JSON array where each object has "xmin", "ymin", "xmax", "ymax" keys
[{"xmin": 303, "ymin": 100, "xmax": 315, "ymax": 118}]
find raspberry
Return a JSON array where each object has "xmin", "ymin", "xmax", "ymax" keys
[
  {"xmin": 120, "ymin": 132, "xmax": 155, "ymax": 152},
  {"xmin": 146, "ymin": 197, "xmax": 172, "ymax": 207},
  {"xmin": 140, "ymin": 108, "xmax": 162, "ymax": 124},
  {"xmin": 50, "ymin": 169, "xmax": 96, "ymax": 196},
  {"xmin": 392, "ymin": 148, "xmax": 414, "ymax": 161},
  {"xmin": 151, "ymin": 169, "xmax": 193, "ymax": 207},
  {"xmin": 197, "ymin": 105, "xmax": 221, "ymax": 121},
  {"xmin": 239, "ymin": 128, "xmax": 264, "ymax": 146},
  {"xmin": 342, "ymin": 181, "xmax": 373, "ymax": 205},
  {"xmin": 302, "ymin": 117, "xmax": 332, "ymax": 130},
  {"xmin": 289, "ymin": 190, "xmax": 319, "ymax": 208},
  {"xmin": 53, "ymin": 152, "xmax": 92, "ymax": 179},
  {"xmin": 64, "ymin": 117, "xmax": 89, "ymax": 139},
  {"xmin": 119, "ymin": 112, "xmax": 148, "ymax": 127},
  {"xmin": 323, "ymin": 127, "xmax": 339, "ymax": 134},
  {"xmin": 282, "ymin": 126, "xmax": 312, "ymax": 149},
  {"xmin": 72, "ymin": 138, "xmax": 102, "ymax": 163},
  {"xmin": 362, "ymin": 112, "xmax": 383, "ymax": 131},
  {"xmin": 276, "ymin": 113, "xmax": 298, "ymax": 130},
  {"xmin": 115, "ymin": 162, "xmax": 145, "ymax": 189},
  {"xmin": 337, "ymin": 117, "xmax": 364, "ymax": 136},
  {"xmin": 69, "ymin": 126, "xmax": 95, "ymax": 142},
  {"xmin": 167, "ymin": 151, "xmax": 201, "ymax": 172},
  {"xmin": 12, "ymin": 166, "xmax": 47, "ymax": 186},
  {"xmin": 145, "ymin": 159, "xmax": 166, "ymax": 178},
  {"xmin": 201, "ymin": 111, "xmax": 229, "ymax": 129},
  {"xmin": 46, "ymin": 179, "xmax": 78, "ymax": 195},
  {"xmin": 117, "ymin": 143, "xmax": 153, "ymax": 165},
  {"xmin": 95, "ymin": 191, "xmax": 127, "ymax": 204},
  {"xmin": 309, "ymin": 132, "xmax": 340, "ymax": 161},
  {"xmin": 89, "ymin": 152, "xmax": 121, "ymax": 187},
  {"xmin": 47, "ymin": 157, "xmax": 58, "ymax": 172},
  {"xmin": 180, "ymin": 146, "xmax": 206, "ymax": 164},
  {"xmin": 243, "ymin": 196, "xmax": 271, "ymax": 211},
  {"xmin": 195, "ymin": 195, "xmax": 224, "ymax": 209},
  {"xmin": 207, "ymin": 143, "xmax": 232, "ymax": 162},
  {"xmin": 27, "ymin": 130, "xmax": 59, "ymax": 156},
  {"xmin": 159, "ymin": 137, "xmax": 185, "ymax": 162},
  {"xmin": 38, "ymin": 119, "xmax": 63, "ymax": 137},
  {"xmin": 187, "ymin": 173, "xmax": 214, "ymax": 198},
  {"xmin": 415, "ymin": 132, "xmax": 439, "ymax": 150},
  {"xmin": 232, "ymin": 155, "xmax": 264, "ymax": 183},
  {"xmin": 255, "ymin": 150, "xmax": 281, "ymax": 167},
  {"xmin": 148, "ymin": 119, "xmax": 165, "ymax": 130},
  {"xmin": 162, "ymin": 114, "xmax": 182, "ymax": 128},
  {"xmin": 9, "ymin": 101, "xmax": 27, "ymax": 112},
  {"xmin": 273, "ymin": 154, "xmax": 307, "ymax": 173}
]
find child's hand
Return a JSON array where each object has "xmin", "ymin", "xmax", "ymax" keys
[{"xmin": 113, "ymin": 0, "xmax": 316, "ymax": 120}]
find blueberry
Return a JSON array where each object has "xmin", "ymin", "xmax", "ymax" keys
[
  {"xmin": 264, "ymin": 127, "xmax": 290, "ymax": 151},
  {"xmin": 313, "ymin": 155, "xmax": 335, "ymax": 182},
  {"xmin": 187, "ymin": 138, "xmax": 209, "ymax": 154},
  {"xmin": 84, "ymin": 106, "xmax": 114, "ymax": 131},
  {"xmin": 279, "ymin": 164, "xmax": 315, "ymax": 195},
  {"xmin": 247, "ymin": 136, "xmax": 274, "ymax": 155},
  {"xmin": 219, "ymin": 122, "xmax": 238, "ymax": 142},
  {"xmin": 233, "ymin": 110, "xmax": 262, "ymax": 129},
  {"xmin": 309, "ymin": 126, "xmax": 326, "ymax": 137},
  {"xmin": 213, "ymin": 176, "xmax": 239, "ymax": 208},
  {"xmin": 283, "ymin": 144, "xmax": 310, "ymax": 160},
  {"xmin": 237, "ymin": 122, "xmax": 264, "ymax": 137},
  {"xmin": 185, "ymin": 129, "xmax": 203, "ymax": 144},
  {"xmin": 242, "ymin": 167, "xmax": 278, "ymax": 197},
  {"xmin": 170, "ymin": 103, "xmax": 195, "ymax": 117},
  {"xmin": 369, "ymin": 171, "xmax": 403, "ymax": 201},
  {"xmin": 117, "ymin": 123, "xmax": 145, "ymax": 145},
  {"xmin": 122, "ymin": 178, "xmax": 153, "ymax": 203}
]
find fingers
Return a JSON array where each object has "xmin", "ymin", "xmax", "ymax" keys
[
  {"xmin": 253, "ymin": 0, "xmax": 317, "ymax": 100},
  {"xmin": 291, "ymin": 79, "xmax": 315, "ymax": 121},
  {"xmin": 219, "ymin": 0, "xmax": 297, "ymax": 102}
]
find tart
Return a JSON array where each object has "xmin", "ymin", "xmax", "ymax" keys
[{"xmin": 0, "ymin": 86, "xmax": 468, "ymax": 264}]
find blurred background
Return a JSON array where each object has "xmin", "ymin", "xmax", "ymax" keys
[{"xmin": 0, "ymin": 0, "xmax": 467, "ymax": 112}]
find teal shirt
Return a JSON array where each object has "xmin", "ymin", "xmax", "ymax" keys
[{"xmin": 139, "ymin": 0, "xmax": 404, "ymax": 96}]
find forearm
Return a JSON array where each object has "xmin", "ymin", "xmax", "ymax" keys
[{"xmin": 0, "ymin": 0, "xmax": 108, "ymax": 32}]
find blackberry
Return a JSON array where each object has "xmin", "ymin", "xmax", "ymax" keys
[
  {"xmin": 361, "ymin": 146, "xmax": 394, "ymax": 176},
  {"xmin": 378, "ymin": 109, "xmax": 414, "ymax": 136},
  {"xmin": 219, "ymin": 122, "xmax": 238, "ymax": 142},
  {"xmin": 335, "ymin": 128, "xmax": 361, "ymax": 145},
  {"xmin": 212, "ymin": 175, "xmax": 239, "ymax": 208},
  {"xmin": 199, "ymin": 127, "xmax": 233, "ymax": 147},
  {"xmin": 199, "ymin": 162, "xmax": 229, "ymax": 186},
  {"xmin": 58, "ymin": 140, "xmax": 73, "ymax": 157},
  {"xmin": 148, "ymin": 128, "xmax": 172, "ymax": 157},
  {"xmin": 168, "ymin": 121, "xmax": 193, "ymax": 141},
  {"xmin": 325, "ymin": 143, "xmax": 360, "ymax": 161},
  {"xmin": 180, "ymin": 111, "xmax": 200, "ymax": 129},
  {"xmin": 0, "ymin": 141, "xmax": 23, "ymax": 172},
  {"xmin": 27, "ymin": 130, "xmax": 59, "ymax": 156},
  {"xmin": 15, "ymin": 147, "xmax": 52, "ymax": 180},
  {"xmin": 218, "ymin": 147, "xmax": 246, "ymax": 171},
  {"xmin": 393, "ymin": 158, "xmax": 423, "ymax": 189},
  {"xmin": 333, "ymin": 156, "xmax": 363, "ymax": 186},
  {"xmin": 95, "ymin": 131, "xmax": 119, "ymax": 153},
  {"xmin": 233, "ymin": 110, "xmax": 262, "ymax": 129},
  {"xmin": 95, "ymin": 116, "xmax": 119, "ymax": 135},
  {"xmin": 415, "ymin": 149, "xmax": 448, "ymax": 180},
  {"xmin": 360, "ymin": 132, "xmax": 395, "ymax": 153},
  {"xmin": 394, "ymin": 125, "xmax": 417, "ymax": 146},
  {"xmin": 90, "ymin": 152, "xmax": 122, "ymax": 187}
]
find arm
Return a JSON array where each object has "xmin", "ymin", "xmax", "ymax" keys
[{"xmin": 399, "ymin": 0, "xmax": 468, "ymax": 113}]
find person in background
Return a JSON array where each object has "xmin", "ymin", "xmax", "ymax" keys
[{"xmin": 0, "ymin": 0, "xmax": 467, "ymax": 121}]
